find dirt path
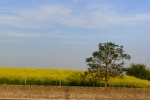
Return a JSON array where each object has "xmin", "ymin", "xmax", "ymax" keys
[
  {"xmin": 0, "ymin": 99, "xmax": 77, "ymax": 100},
  {"xmin": 0, "ymin": 85, "xmax": 150, "ymax": 100},
  {"xmin": 0, "ymin": 98, "xmax": 77, "ymax": 100}
]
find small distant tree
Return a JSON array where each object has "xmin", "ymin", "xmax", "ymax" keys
[
  {"xmin": 85, "ymin": 42, "xmax": 131, "ymax": 87},
  {"xmin": 126, "ymin": 63, "xmax": 150, "ymax": 80}
]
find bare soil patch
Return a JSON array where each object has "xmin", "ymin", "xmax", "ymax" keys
[{"xmin": 0, "ymin": 85, "xmax": 150, "ymax": 100}]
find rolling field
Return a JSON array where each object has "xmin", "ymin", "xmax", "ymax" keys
[{"xmin": 0, "ymin": 67, "xmax": 150, "ymax": 87}]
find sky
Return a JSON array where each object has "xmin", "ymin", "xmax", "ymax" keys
[{"xmin": 0, "ymin": 0, "xmax": 150, "ymax": 70}]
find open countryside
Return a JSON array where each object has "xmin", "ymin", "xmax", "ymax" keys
[{"xmin": 1, "ymin": 0, "xmax": 150, "ymax": 100}]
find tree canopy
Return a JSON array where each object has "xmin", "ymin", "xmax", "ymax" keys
[
  {"xmin": 85, "ymin": 42, "xmax": 131, "ymax": 87},
  {"xmin": 126, "ymin": 63, "xmax": 150, "ymax": 80}
]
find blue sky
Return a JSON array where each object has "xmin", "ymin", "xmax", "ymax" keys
[{"xmin": 0, "ymin": 0, "xmax": 150, "ymax": 69}]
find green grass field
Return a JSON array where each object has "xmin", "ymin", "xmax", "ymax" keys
[{"xmin": 0, "ymin": 67, "xmax": 150, "ymax": 88}]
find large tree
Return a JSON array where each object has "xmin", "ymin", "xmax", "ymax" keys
[{"xmin": 85, "ymin": 42, "xmax": 131, "ymax": 87}]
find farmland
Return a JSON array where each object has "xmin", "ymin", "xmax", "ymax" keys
[
  {"xmin": 0, "ymin": 67, "xmax": 84, "ymax": 86},
  {"xmin": 0, "ymin": 67, "xmax": 150, "ymax": 87},
  {"xmin": 0, "ymin": 68, "xmax": 150, "ymax": 100}
]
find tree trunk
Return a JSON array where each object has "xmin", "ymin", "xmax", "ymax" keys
[
  {"xmin": 105, "ymin": 63, "xmax": 108, "ymax": 87},
  {"xmin": 104, "ymin": 80, "xmax": 107, "ymax": 87}
]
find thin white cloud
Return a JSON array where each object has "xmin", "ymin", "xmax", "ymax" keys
[
  {"xmin": 0, "ymin": 30, "xmax": 50, "ymax": 38},
  {"xmin": 21, "ymin": 5, "xmax": 71, "ymax": 23},
  {"xmin": 0, "ymin": 3, "xmax": 150, "ymax": 29},
  {"xmin": 0, "ymin": 39, "xmax": 23, "ymax": 44},
  {"xmin": 51, "ymin": 35, "xmax": 72, "ymax": 39},
  {"xmin": 0, "ymin": 5, "xmax": 71, "ymax": 28},
  {"xmin": 62, "ymin": 40, "xmax": 89, "ymax": 45},
  {"xmin": 0, "ymin": 29, "xmax": 73, "ymax": 39},
  {"xmin": 130, "ymin": 14, "xmax": 150, "ymax": 21}
]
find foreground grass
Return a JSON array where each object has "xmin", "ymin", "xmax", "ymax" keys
[{"xmin": 0, "ymin": 67, "xmax": 150, "ymax": 87}]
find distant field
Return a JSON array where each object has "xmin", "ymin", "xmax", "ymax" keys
[
  {"xmin": 0, "ymin": 85, "xmax": 150, "ymax": 100},
  {"xmin": 0, "ymin": 67, "xmax": 150, "ymax": 87},
  {"xmin": 0, "ymin": 67, "xmax": 85, "ymax": 86}
]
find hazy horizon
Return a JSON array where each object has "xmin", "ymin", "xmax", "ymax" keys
[{"xmin": 0, "ymin": 0, "xmax": 150, "ymax": 70}]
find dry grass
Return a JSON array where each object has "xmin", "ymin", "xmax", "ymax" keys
[{"xmin": 0, "ymin": 85, "xmax": 150, "ymax": 100}]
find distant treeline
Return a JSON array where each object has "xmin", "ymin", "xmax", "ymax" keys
[{"xmin": 126, "ymin": 63, "xmax": 150, "ymax": 81}]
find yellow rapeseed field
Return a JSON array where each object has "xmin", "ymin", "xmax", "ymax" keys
[
  {"xmin": 0, "ymin": 67, "xmax": 84, "ymax": 85},
  {"xmin": 109, "ymin": 75, "xmax": 150, "ymax": 88},
  {"xmin": 0, "ymin": 67, "xmax": 150, "ymax": 87}
]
